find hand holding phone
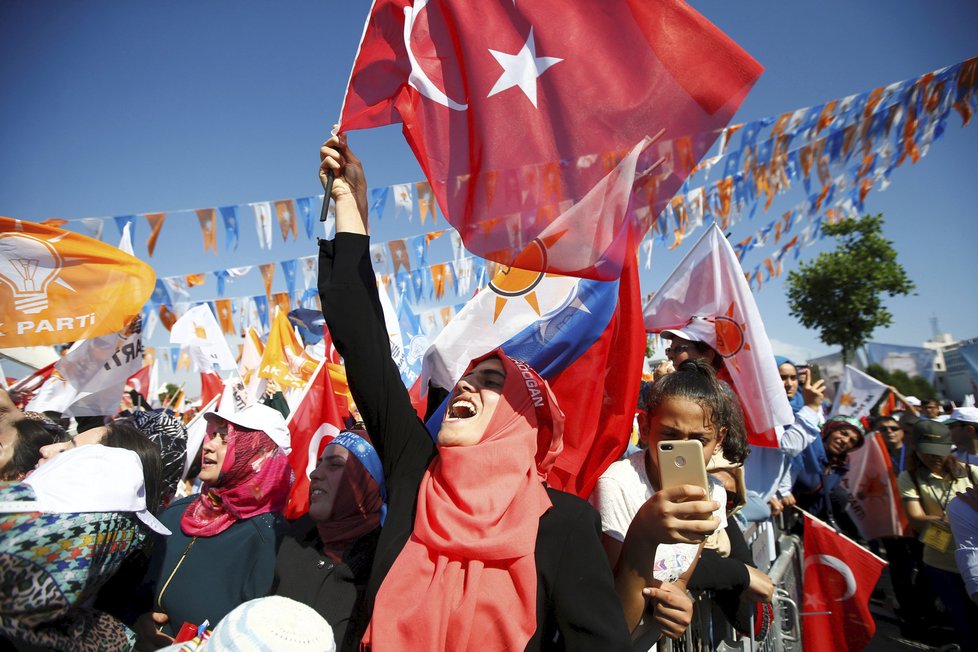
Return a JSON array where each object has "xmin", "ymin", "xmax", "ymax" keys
[{"xmin": 657, "ymin": 440, "xmax": 709, "ymax": 497}]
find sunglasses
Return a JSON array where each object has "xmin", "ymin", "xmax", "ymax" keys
[
  {"xmin": 876, "ymin": 426, "xmax": 901, "ymax": 434},
  {"xmin": 665, "ymin": 344, "xmax": 694, "ymax": 356}
]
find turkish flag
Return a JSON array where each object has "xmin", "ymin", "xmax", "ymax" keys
[
  {"xmin": 643, "ymin": 224, "xmax": 793, "ymax": 447},
  {"xmin": 801, "ymin": 511, "xmax": 887, "ymax": 652},
  {"xmin": 127, "ymin": 364, "xmax": 152, "ymax": 400},
  {"xmin": 340, "ymin": 0, "xmax": 762, "ymax": 279},
  {"xmin": 199, "ymin": 371, "xmax": 224, "ymax": 410},
  {"xmin": 284, "ymin": 358, "xmax": 345, "ymax": 519}
]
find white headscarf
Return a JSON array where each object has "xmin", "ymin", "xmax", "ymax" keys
[{"xmin": 0, "ymin": 444, "xmax": 170, "ymax": 535}]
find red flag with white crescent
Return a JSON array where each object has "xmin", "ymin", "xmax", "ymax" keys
[
  {"xmin": 284, "ymin": 359, "xmax": 346, "ymax": 519},
  {"xmin": 800, "ymin": 511, "xmax": 887, "ymax": 652},
  {"xmin": 340, "ymin": 0, "xmax": 761, "ymax": 279}
]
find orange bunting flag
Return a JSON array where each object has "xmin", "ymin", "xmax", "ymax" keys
[
  {"xmin": 416, "ymin": 182, "xmax": 436, "ymax": 224},
  {"xmin": 185, "ymin": 273, "xmax": 206, "ymax": 288},
  {"xmin": 430, "ymin": 263, "xmax": 450, "ymax": 299},
  {"xmin": 40, "ymin": 218, "xmax": 69, "ymax": 228},
  {"xmin": 389, "ymin": 240, "xmax": 411, "ymax": 274},
  {"xmin": 274, "ymin": 200, "xmax": 298, "ymax": 242},
  {"xmin": 258, "ymin": 308, "xmax": 318, "ymax": 389},
  {"xmin": 195, "ymin": 209, "xmax": 218, "ymax": 253},
  {"xmin": 177, "ymin": 348, "xmax": 193, "ymax": 372},
  {"xmin": 259, "ymin": 263, "xmax": 275, "ymax": 301},
  {"xmin": 0, "ymin": 217, "xmax": 155, "ymax": 347},
  {"xmin": 145, "ymin": 212, "xmax": 166, "ymax": 257},
  {"xmin": 272, "ymin": 291, "xmax": 292, "ymax": 316},
  {"xmin": 159, "ymin": 305, "xmax": 177, "ymax": 331},
  {"xmin": 214, "ymin": 298, "xmax": 234, "ymax": 335}
]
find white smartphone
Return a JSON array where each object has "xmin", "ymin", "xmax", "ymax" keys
[{"xmin": 657, "ymin": 440, "xmax": 709, "ymax": 496}]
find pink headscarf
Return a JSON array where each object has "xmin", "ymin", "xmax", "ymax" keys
[
  {"xmin": 365, "ymin": 350, "xmax": 565, "ymax": 651},
  {"xmin": 180, "ymin": 423, "xmax": 292, "ymax": 537}
]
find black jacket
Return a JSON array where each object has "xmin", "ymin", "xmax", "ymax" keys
[
  {"xmin": 272, "ymin": 516, "xmax": 380, "ymax": 652},
  {"xmin": 319, "ymin": 233, "xmax": 631, "ymax": 651}
]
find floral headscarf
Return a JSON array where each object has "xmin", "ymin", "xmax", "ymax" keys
[{"xmin": 180, "ymin": 424, "xmax": 291, "ymax": 537}]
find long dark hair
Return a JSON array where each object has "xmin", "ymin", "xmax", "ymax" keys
[
  {"xmin": 0, "ymin": 418, "xmax": 69, "ymax": 480},
  {"xmin": 646, "ymin": 359, "xmax": 749, "ymax": 464},
  {"xmin": 102, "ymin": 420, "xmax": 164, "ymax": 516}
]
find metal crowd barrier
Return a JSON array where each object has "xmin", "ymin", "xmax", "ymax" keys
[{"xmin": 658, "ymin": 514, "xmax": 805, "ymax": 652}]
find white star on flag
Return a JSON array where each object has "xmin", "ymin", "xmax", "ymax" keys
[{"xmin": 487, "ymin": 29, "xmax": 562, "ymax": 108}]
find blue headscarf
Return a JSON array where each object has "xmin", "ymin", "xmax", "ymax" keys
[
  {"xmin": 775, "ymin": 356, "xmax": 805, "ymax": 414},
  {"xmin": 330, "ymin": 431, "xmax": 387, "ymax": 525}
]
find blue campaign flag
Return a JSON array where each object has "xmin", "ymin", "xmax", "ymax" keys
[{"xmin": 219, "ymin": 206, "xmax": 239, "ymax": 251}]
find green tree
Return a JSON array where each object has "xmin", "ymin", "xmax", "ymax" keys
[
  {"xmin": 786, "ymin": 214, "xmax": 915, "ymax": 365},
  {"xmin": 865, "ymin": 363, "xmax": 936, "ymax": 400},
  {"xmin": 158, "ymin": 382, "xmax": 181, "ymax": 404}
]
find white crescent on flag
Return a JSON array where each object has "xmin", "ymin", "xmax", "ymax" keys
[{"xmin": 805, "ymin": 554, "xmax": 857, "ymax": 601}]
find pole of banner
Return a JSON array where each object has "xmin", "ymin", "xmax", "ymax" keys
[
  {"xmin": 161, "ymin": 381, "xmax": 186, "ymax": 412},
  {"xmin": 319, "ymin": 170, "xmax": 334, "ymax": 222}
]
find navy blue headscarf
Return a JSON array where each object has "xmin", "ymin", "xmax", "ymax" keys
[{"xmin": 775, "ymin": 356, "xmax": 805, "ymax": 414}]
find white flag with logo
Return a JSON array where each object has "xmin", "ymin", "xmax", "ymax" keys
[
  {"xmin": 170, "ymin": 304, "xmax": 237, "ymax": 371},
  {"xmin": 830, "ymin": 365, "xmax": 887, "ymax": 419},
  {"xmin": 643, "ymin": 223, "xmax": 792, "ymax": 447},
  {"xmin": 27, "ymin": 315, "xmax": 145, "ymax": 416}
]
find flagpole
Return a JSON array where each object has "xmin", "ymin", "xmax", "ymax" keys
[
  {"xmin": 791, "ymin": 505, "xmax": 888, "ymax": 565},
  {"xmin": 161, "ymin": 381, "xmax": 186, "ymax": 412}
]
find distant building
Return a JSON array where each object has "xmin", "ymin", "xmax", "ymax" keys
[{"xmin": 928, "ymin": 334, "xmax": 978, "ymax": 404}]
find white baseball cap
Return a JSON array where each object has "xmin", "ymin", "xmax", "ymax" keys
[
  {"xmin": 948, "ymin": 406, "xmax": 978, "ymax": 426},
  {"xmin": 203, "ymin": 403, "xmax": 291, "ymax": 452},
  {"xmin": 660, "ymin": 316, "xmax": 716, "ymax": 348}
]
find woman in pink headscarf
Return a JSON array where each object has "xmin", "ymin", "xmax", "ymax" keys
[
  {"xmin": 136, "ymin": 404, "xmax": 292, "ymax": 649},
  {"xmin": 318, "ymin": 135, "xmax": 631, "ymax": 651}
]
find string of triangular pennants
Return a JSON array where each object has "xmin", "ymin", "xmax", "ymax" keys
[
  {"xmin": 37, "ymin": 56, "xmax": 978, "ymax": 297},
  {"xmin": 654, "ymin": 56, "xmax": 977, "ymax": 288}
]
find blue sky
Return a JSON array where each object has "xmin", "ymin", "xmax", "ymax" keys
[{"xmin": 1, "ymin": 0, "xmax": 976, "ymax": 385}]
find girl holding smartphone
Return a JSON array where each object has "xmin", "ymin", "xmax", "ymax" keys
[{"xmin": 592, "ymin": 359, "xmax": 759, "ymax": 641}]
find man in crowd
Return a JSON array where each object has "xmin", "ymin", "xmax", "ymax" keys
[{"xmin": 949, "ymin": 406, "xmax": 978, "ymax": 467}]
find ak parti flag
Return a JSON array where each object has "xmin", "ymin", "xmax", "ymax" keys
[
  {"xmin": 259, "ymin": 308, "xmax": 318, "ymax": 389},
  {"xmin": 643, "ymin": 224, "xmax": 793, "ymax": 448},
  {"xmin": 841, "ymin": 433, "xmax": 909, "ymax": 540},
  {"xmin": 830, "ymin": 365, "xmax": 888, "ymax": 420},
  {"xmin": 0, "ymin": 217, "xmax": 155, "ymax": 347},
  {"xmin": 800, "ymin": 511, "xmax": 886, "ymax": 652},
  {"xmin": 285, "ymin": 359, "xmax": 345, "ymax": 519},
  {"xmin": 422, "ymin": 239, "xmax": 644, "ymax": 498},
  {"xmin": 339, "ymin": 0, "xmax": 762, "ymax": 279}
]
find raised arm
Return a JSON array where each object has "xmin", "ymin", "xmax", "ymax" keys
[
  {"xmin": 317, "ymin": 135, "xmax": 433, "ymax": 473},
  {"xmin": 321, "ymin": 133, "xmax": 369, "ymax": 236}
]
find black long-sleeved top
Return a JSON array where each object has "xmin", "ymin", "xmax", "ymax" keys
[
  {"xmin": 318, "ymin": 233, "xmax": 631, "ymax": 651},
  {"xmin": 272, "ymin": 516, "xmax": 379, "ymax": 652}
]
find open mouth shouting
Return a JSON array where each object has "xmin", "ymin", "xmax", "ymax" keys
[{"xmin": 445, "ymin": 396, "xmax": 479, "ymax": 421}]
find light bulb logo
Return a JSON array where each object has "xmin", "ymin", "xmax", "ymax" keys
[{"xmin": 0, "ymin": 232, "xmax": 63, "ymax": 314}]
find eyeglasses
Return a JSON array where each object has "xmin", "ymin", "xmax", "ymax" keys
[
  {"xmin": 665, "ymin": 344, "xmax": 694, "ymax": 356},
  {"xmin": 877, "ymin": 426, "xmax": 901, "ymax": 434}
]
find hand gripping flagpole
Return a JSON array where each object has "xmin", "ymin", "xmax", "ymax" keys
[
  {"xmin": 319, "ymin": 123, "xmax": 339, "ymax": 222},
  {"xmin": 319, "ymin": 170, "xmax": 334, "ymax": 222}
]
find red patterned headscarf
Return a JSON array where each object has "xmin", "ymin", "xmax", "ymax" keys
[
  {"xmin": 180, "ymin": 423, "xmax": 292, "ymax": 537},
  {"xmin": 364, "ymin": 350, "xmax": 565, "ymax": 651}
]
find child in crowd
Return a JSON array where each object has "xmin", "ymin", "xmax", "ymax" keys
[{"xmin": 592, "ymin": 358, "xmax": 757, "ymax": 643}]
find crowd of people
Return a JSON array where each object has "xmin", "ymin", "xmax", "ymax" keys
[{"xmin": 1, "ymin": 136, "xmax": 976, "ymax": 651}]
